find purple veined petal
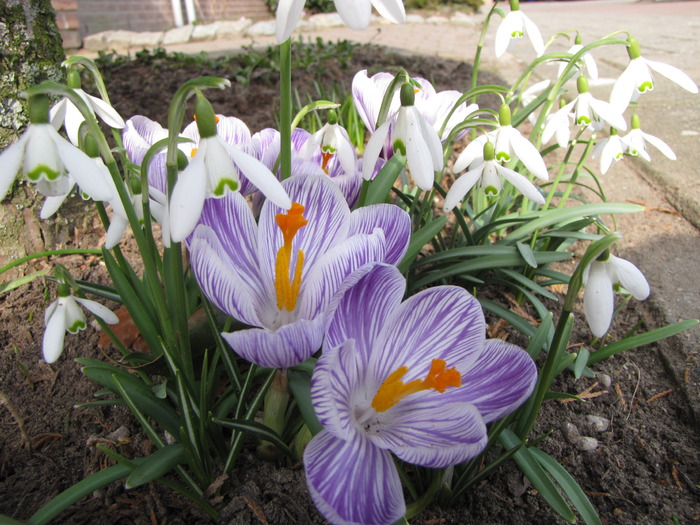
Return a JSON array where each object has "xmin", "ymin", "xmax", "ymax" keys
[
  {"xmin": 369, "ymin": 286, "xmax": 487, "ymax": 386},
  {"xmin": 498, "ymin": 164, "xmax": 545, "ymax": 204},
  {"xmin": 275, "ymin": 0, "xmax": 305, "ymax": 42},
  {"xmin": 607, "ymin": 255, "xmax": 650, "ymax": 300},
  {"xmin": 188, "ymin": 224, "xmax": 264, "ymax": 327},
  {"xmin": 169, "ymin": 154, "xmax": 207, "ymax": 242},
  {"xmin": 311, "ymin": 338, "xmax": 366, "ymax": 437},
  {"xmin": 304, "ymin": 430, "xmax": 405, "ymax": 525},
  {"xmin": 443, "ymin": 163, "xmax": 484, "ymax": 212},
  {"xmin": 372, "ymin": 0, "xmax": 406, "ymax": 25},
  {"xmin": 216, "ymin": 115, "xmax": 252, "ymax": 146},
  {"xmin": 0, "ymin": 133, "xmax": 28, "ymax": 200},
  {"xmin": 361, "ymin": 119, "xmax": 391, "ymax": 180},
  {"xmin": 299, "ymin": 230, "xmax": 387, "ymax": 320},
  {"xmin": 640, "ymin": 131, "xmax": 676, "ymax": 160},
  {"xmin": 646, "ymin": 58, "xmax": 698, "ymax": 94},
  {"xmin": 371, "ymin": 396, "xmax": 488, "ymax": 468},
  {"xmin": 257, "ymin": 175, "xmax": 351, "ymax": 297},
  {"xmin": 43, "ymin": 303, "xmax": 67, "ymax": 363},
  {"xmin": 584, "ymin": 262, "xmax": 615, "ymax": 338},
  {"xmin": 458, "ymin": 338, "xmax": 537, "ymax": 423},
  {"xmin": 251, "ymin": 128, "xmax": 280, "ymax": 172},
  {"xmin": 48, "ymin": 126, "xmax": 114, "ymax": 202},
  {"xmin": 324, "ymin": 263, "xmax": 406, "ymax": 355},
  {"xmin": 122, "ymin": 116, "xmax": 168, "ymax": 166},
  {"xmin": 348, "ymin": 204, "xmax": 410, "ymax": 265},
  {"xmin": 326, "ymin": 159, "xmax": 362, "ymax": 207},
  {"xmin": 223, "ymin": 315, "xmax": 324, "ymax": 369},
  {"xmin": 74, "ymin": 297, "xmax": 119, "ymax": 324},
  {"xmin": 509, "ymin": 131, "xmax": 548, "ymax": 180}
]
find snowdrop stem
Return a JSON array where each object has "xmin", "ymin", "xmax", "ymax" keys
[
  {"xmin": 542, "ymin": 132, "xmax": 580, "ymax": 209},
  {"xmin": 375, "ymin": 69, "xmax": 410, "ymax": 129},
  {"xmin": 557, "ymin": 136, "xmax": 595, "ymax": 208},
  {"xmin": 279, "ymin": 39, "xmax": 293, "ymax": 181},
  {"xmin": 471, "ymin": 2, "xmax": 501, "ymax": 95}
]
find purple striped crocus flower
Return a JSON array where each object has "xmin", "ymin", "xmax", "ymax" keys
[
  {"xmin": 304, "ymin": 263, "xmax": 537, "ymax": 525},
  {"xmin": 187, "ymin": 174, "xmax": 411, "ymax": 369}
]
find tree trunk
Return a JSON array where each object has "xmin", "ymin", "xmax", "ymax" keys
[
  {"xmin": 0, "ymin": 0, "xmax": 65, "ymax": 279},
  {"xmin": 0, "ymin": 0, "xmax": 65, "ymax": 150}
]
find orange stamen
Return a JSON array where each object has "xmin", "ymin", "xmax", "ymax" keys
[
  {"xmin": 371, "ymin": 359, "xmax": 461, "ymax": 413},
  {"xmin": 321, "ymin": 151, "xmax": 334, "ymax": 174},
  {"xmin": 190, "ymin": 147, "xmax": 198, "ymax": 157},
  {"xmin": 274, "ymin": 203, "xmax": 308, "ymax": 311}
]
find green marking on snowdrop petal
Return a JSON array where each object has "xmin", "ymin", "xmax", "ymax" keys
[
  {"xmin": 511, "ymin": 30, "xmax": 523, "ymax": 38},
  {"xmin": 485, "ymin": 185, "xmax": 499, "ymax": 196},
  {"xmin": 638, "ymin": 80, "xmax": 653, "ymax": 93},
  {"xmin": 393, "ymin": 138, "xmax": 407, "ymax": 156},
  {"xmin": 212, "ymin": 178, "xmax": 238, "ymax": 197},
  {"xmin": 27, "ymin": 164, "xmax": 60, "ymax": 181},
  {"xmin": 67, "ymin": 319, "xmax": 86, "ymax": 334},
  {"xmin": 496, "ymin": 151, "xmax": 511, "ymax": 163},
  {"xmin": 576, "ymin": 115, "xmax": 591, "ymax": 126}
]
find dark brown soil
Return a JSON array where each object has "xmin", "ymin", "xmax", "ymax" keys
[{"xmin": 1, "ymin": 44, "xmax": 698, "ymax": 525}]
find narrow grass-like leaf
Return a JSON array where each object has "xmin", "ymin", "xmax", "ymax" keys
[
  {"xmin": 526, "ymin": 312, "xmax": 553, "ymax": 359},
  {"xmin": 499, "ymin": 430, "xmax": 575, "ymax": 523},
  {"xmin": 213, "ymin": 418, "xmax": 293, "ymax": 458},
  {"xmin": 125, "ymin": 444, "xmax": 185, "ymax": 488},
  {"xmin": 516, "ymin": 241, "xmax": 538, "ymax": 268},
  {"xmin": 0, "ymin": 270, "xmax": 49, "ymax": 295},
  {"xmin": 530, "ymin": 447, "xmax": 602, "ymax": 525},
  {"xmin": 573, "ymin": 348, "xmax": 590, "ymax": 379},
  {"xmin": 398, "ymin": 216, "xmax": 449, "ymax": 273},
  {"xmin": 363, "ymin": 155, "xmax": 405, "ymax": 206},
  {"xmin": 479, "ymin": 299, "xmax": 537, "ymax": 337},
  {"xmin": 588, "ymin": 319, "xmax": 699, "ymax": 365}
]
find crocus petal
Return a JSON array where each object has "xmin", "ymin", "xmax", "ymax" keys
[
  {"xmin": 74, "ymin": 297, "xmax": 119, "ymax": 324},
  {"xmin": 348, "ymin": 204, "xmax": 410, "ymax": 265},
  {"xmin": 459, "ymin": 339, "xmax": 537, "ymax": 423},
  {"xmin": 369, "ymin": 286, "xmax": 486, "ymax": 385},
  {"xmin": 497, "ymin": 165, "xmax": 545, "ymax": 204},
  {"xmin": 334, "ymin": 0, "xmax": 372, "ymax": 30},
  {"xmin": 584, "ymin": 262, "xmax": 614, "ymax": 338},
  {"xmin": 372, "ymin": 0, "xmax": 406, "ymax": 24},
  {"xmin": 646, "ymin": 59, "xmax": 698, "ymax": 94},
  {"xmin": 48, "ymin": 127, "xmax": 114, "ymax": 201},
  {"xmin": 0, "ymin": 134, "xmax": 28, "ymax": 199},
  {"xmin": 373, "ymin": 397, "xmax": 488, "ymax": 468},
  {"xmin": 324, "ymin": 263, "xmax": 406, "ymax": 354},
  {"xmin": 640, "ymin": 131, "xmax": 676, "ymax": 160},
  {"xmin": 361, "ymin": 120, "xmax": 391, "ymax": 180},
  {"xmin": 276, "ymin": 0, "xmax": 305, "ymax": 42},
  {"xmin": 443, "ymin": 163, "xmax": 484, "ymax": 212},
  {"xmin": 223, "ymin": 316, "xmax": 324, "ymax": 369},
  {"xmin": 299, "ymin": 230, "xmax": 386, "ymax": 320},
  {"xmin": 189, "ymin": 225, "xmax": 264, "ymax": 327},
  {"xmin": 169, "ymin": 155, "xmax": 207, "ymax": 242},
  {"xmin": 304, "ymin": 430, "xmax": 405, "ymax": 525},
  {"xmin": 43, "ymin": 305, "xmax": 67, "ymax": 363},
  {"xmin": 608, "ymin": 255, "xmax": 650, "ymax": 300}
]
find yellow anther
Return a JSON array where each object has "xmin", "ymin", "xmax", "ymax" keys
[
  {"xmin": 274, "ymin": 203, "xmax": 308, "ymax": 311},
  {"xmin": 371, "ymin": 359, "xmax": 461, "ymax": 413},
  {"xmin": 321, "ymin": 151, "xmax": 333, "ymax": 174}
]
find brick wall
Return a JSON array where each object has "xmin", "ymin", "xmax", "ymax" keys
[
  {"xmin": 51, "ymin": 0, "xmax": 81, "ymax": 49},
  {"xmin": 75, "ymin": 0, "xmax": 270, "ymax": 36}
]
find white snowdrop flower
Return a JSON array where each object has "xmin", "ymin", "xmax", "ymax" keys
[
  {"xmin": 621, "ymin": 114, "xmax": 676, "ymax": 163},
  {"xmin": 610, "ymin": 36, "xmax": 698, "ymax": 112},
  {"xmin": 583, "ymin": 251, "xmax": 650, "ymax": 338},
  {"xmin": 592, "ymin": 128, "xmax": 626, "ymax": 174},
  {"xmin": 494, "ymin": 1, "xmax": 544, "ymax": 58}
]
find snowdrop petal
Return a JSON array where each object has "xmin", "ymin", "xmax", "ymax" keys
[
  {"xmin": 335, "ymin": 0, "xmax": 372, "ymax": 30},
  {"xmin": 498, "ymin": 165, "xmax": 545, "ymax": 204},
  {"xmin": 88, "ymin": 94, "xmax": 126, "ymax": 129},
  {"xmin": 304, "ymin": 430, "xmax": 405, "ymax": 525},
  {"xmin": 640, "ymin": 131, "xmax": 676, "ymax": 160},
  {"xmin": 510, "ymin": 132, "xmax": 548, "ymax": 180},
  {"xmin": 608, "ymin": 255, "xmax": 650, "ymax": 300},
  {"xmin": 372, "ymin": 0, "xmax": 406, "ymax": 24},
  {"xmin": 521, "ymin": 12, "xmax": 544, "ymax": 57},
  {"xmin": 453, "ymin": 136, "xmax": 487, "ymax": 173},
  {"xmin": 74, "ymin": 297, "xmax": 119, "ymax": 324},
  {"xmin": 646, "ymin": 59, "xmax": 698, "ymax": 94},
  {"xmin": 589, "ymin": 97, "xmax": 627, "ymax": 131},
  {"xmin": 275, "ymin": 0, "xmax": 305, "ymax": 42},
  {"xmin": 443, "ymin": 163, "xmax": 484, "ymax": 212},
  {"xmin": 169, "ymin": 155, "xmax": 207, "ymax": 242},
  {"xmin": 0, "ymin": 134, "xmax": 27, "ymax": 199},
  {"xmin": 104, "ymin": 215, "xmax": 129, "ymax": 249},
  {"xmin": 43, "ymin": 305, "xmax": 67, "ymax": 363},
  {"xmin": 361, "ymin": 119, "xmax": 391, "ymax": 180},
  {"xmin": 584, "ymin": 262, "xmax": 615, "ymax": 338},
  {"xmin": 495, "ymin": 12, "xmax": 520, "ymax": 58},
  {"xmin": 223, "ymin": 316, "xmax": 324, "ymax": 369}
]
